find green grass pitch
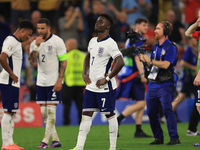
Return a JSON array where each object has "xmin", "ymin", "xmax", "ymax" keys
[{"xmin": 1, "ymin": 123, "xmax": 199, "ymax": 150}]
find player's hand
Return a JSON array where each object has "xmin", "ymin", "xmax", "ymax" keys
[
  {"xmin": 96, "ymin": 78, "xmax": 107, "ymax": 88},
  {"xmin": 82, "ymin": 74, "xmax": 91, "ymax": 85},
  {"xmin": 53, "ymin": 81, "xmax": 62, "ymax": 92},
  {"xmin": 197, "ymin": 106, "xmax": 200, "ymax": 112},
  {"xmin": 194, "ymin": 75, "xmax": 200, "ymax": 86},
  {"xmin": 10, "ymin": 73, "xmax": 18, "ymax": 84},
  {"xmin": 35, "ymin": 36, "xmax": 45, "ymax": 47},
  {"xmin": 28, "ymin": 36, "xmax": 36, "ymax": 44}
]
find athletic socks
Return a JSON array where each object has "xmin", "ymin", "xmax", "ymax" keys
[
  {"xmin": 117, "ymin": 114, "xmax": 125, "ymax": 125},
  {"xmin": 108, "ymin": 115, "xmax": 118, "ymax": 150},
  {"xmin": 1, "ymin": 113, "xmax": 12, "ymax": 147},
  {"xmin": 136, "ymin": 125, "xmax": 142, "ymax": 133},
  {"xmin": 42, "ymin": 105, "xmax": 57, "ymax": 144},
  {"xmin": 76, "ymin": 115, "xmax": 92, "ymax": 150}
]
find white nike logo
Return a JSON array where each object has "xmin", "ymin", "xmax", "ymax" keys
[
  {"xmin": 101, "ymin": 108, "xmax": 107, "ymax": 111},
  {"xmin": 51, "ymin": 97, "xmax": 56, "ymax": 100}
]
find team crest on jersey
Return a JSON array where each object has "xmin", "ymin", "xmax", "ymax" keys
[
  {"xmin": 48, "ymin": 45, "xmax": 52, "ymax": 52},
  {"xmin": 98, "ymin": 47, "xmax": 104, "ymax": 57},
  {"xmin": 14, "ymin": 103, "xmax": 18, "ymax": 108},
  {"xmin": 7, "ymin": 45, "xmax": 12, "ymax": 51},
  {"xmin": 162, "ymin": 49, "xmax": 166, "ymax": 55}
]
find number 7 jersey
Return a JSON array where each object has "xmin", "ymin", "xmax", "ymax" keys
[
  {"xmin": 30, "ymin": 34, "xmax": 66, "ymax": 86},
  {"xmin": 86, "ymin": 36, "xmax": 122, "ymax": 93}
]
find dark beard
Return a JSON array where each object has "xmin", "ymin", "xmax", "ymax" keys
[{"xmin": 95, "ymin": 29, "xmax": 104, "ymax": 33}]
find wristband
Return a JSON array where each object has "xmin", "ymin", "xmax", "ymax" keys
[
  {"xmin": 33, "ymin": 45, "xmax": 38, "ymax": 51},
  {"xmin": 149, "ymin": 59, "xmax": 153, "ymax": 65},
  {"xmin": 139, "ymin": 72, "xmax": 144, "ymax": 76},
  {"xmin": 106, "ymin": 76, "xmax": 110, "ymax": 81}
]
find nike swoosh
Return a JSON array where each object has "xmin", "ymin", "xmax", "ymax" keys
[
  {"xmin": 51, "ymin": 98, "xmax": 56, "ymax": 100},
  {"xmin": 101, "ymin": 108, "xmax": 107, "ymax": 111}
]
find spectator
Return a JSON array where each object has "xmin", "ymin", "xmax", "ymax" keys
[
  {"xmin": 121, "ymin": 0, "xmax": 152, "ymax": 29},
  {"xmin": 58, "ymin": 5, "xmax": 84, "ymax": 44},
  {"xmin": 31, "ymin": 10, "xmax": 41, "ymax": 35},
  {"xmin": 10, "ymin": 0, "xmax": 31, "ymax": 33},
  {"xmin": 0, "ymin": 15, "xmax": 11, "ymax": 53},
  {"xmin": 166, "ymin": 10, "xmax": 186, "ymax": 45},
  {"xmin": 62, "ymin": 38, "xmax": 85, "ymax": 125},
  {"xmin": 37, "ymin": 0, "xmax": 62, "ymax": 34}
]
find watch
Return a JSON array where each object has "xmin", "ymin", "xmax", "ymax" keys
[{"xmin": 149, "ymin": 59, "xmax": 153, "ymax": 65}]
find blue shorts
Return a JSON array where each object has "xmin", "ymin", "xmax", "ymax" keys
[
  {"xmin": 36, "ymin": 86, "xmax": 61, "ymax": 104},
  {"xmin": 0, "ymin": 84, "xmax": 19, "ymax": 112},
  {"xmin": 83, "ymin": 89, "xmax": 116, "ymax": 115},
  {"xmin": 116, "ymin": 78, "xmax": 145, "ymax": 100}
]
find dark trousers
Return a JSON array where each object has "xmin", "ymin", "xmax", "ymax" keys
[
  {"xmin": 61, "ymin": 84, "xmax": 84, "ymax": 125},
  {"xmin": 188, "ymin": 90, "xmax": 199, "ymax": 132},
  {"xmin": 146, "ymin": 87, "xmax": 179, "ymax": 139}
]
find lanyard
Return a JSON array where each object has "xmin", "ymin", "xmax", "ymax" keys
[{"xmin": 154, "ymin": 46, "xmax": 164, "ymax": 61}]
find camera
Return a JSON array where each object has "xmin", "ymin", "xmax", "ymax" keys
[{"xmin": 126, "ymin": 29, "xmax": 146, "ymax": 44}]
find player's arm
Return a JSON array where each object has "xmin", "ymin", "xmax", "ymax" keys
[
  {"xmin": 82, "ymin": 52, "xmax": 91, "ymax": 85},
  {"xmin": 54, "ymin": 53, "xmax": 67, "ymax": 92},
  {"xmin": 185, "ymin": 17, "xmax": 200, "ymax": 37},
  {"xmin": 96, "ymin": 55, "xmax": 124, "ymax": 88},
  {"xmin": 28, "ymin": 36, "xmax": 44, "ymax": 65},
  {"xmin": 21, "ymin": 36, "xmax": 36, "ymax": 48},
  {"xmin": 0, "ymin": 52, "xmax": 18, "ymax": 83}
]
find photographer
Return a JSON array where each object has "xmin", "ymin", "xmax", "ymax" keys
[
  {"xmin": 117, "ymin": 18, "xmax": 152, "ymax": 138},
  {"xmin": 139, "ymin": 21, "xmax": 180, "ymax": 145}
]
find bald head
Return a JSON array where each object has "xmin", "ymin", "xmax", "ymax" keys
[
  {"xmin": 31, "ymin": 10, "xmax": 41, "ymax": 27},
  {"xmin": 166, "ymin": 10, "xmax": 176, "ymax": 23},
  {"xmin": 65, "ymin": 38, "xmax": 78, "ymax": 52}
]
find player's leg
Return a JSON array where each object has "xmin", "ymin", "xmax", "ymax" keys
[
  {"xmin": 98, "ymin": 90, "xmax": 118, "ymax": 150},
  {"xmin": 0, "ymin": 84, "xmax": 23, "ymax": 149},
  {"xmin": 106, "ymin": 113, "xmax": 118, "ymax": 150},
  {"xmin": 71, "ymin": 89, "xmax": 97, "ymax": 150},
  {"xmin": 188, "ymin": 86, "xmax": 200, "ymax": 136}
]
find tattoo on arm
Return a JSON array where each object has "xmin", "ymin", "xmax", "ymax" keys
[{"xmin": 59, "ymin": 61, "xmax": 66, "ymax": 78}]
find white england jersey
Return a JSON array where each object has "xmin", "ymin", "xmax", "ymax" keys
[
  {"xmin": 86, "ymin": 36, "xmax": 122, "ymax": 93},
  {"xmin": 0, "ymin": 35, "xmax": 22, "ymax": 88},
  {"xmin": 30, "ymin": 34, "xmax": 66, "ymax": 86}
]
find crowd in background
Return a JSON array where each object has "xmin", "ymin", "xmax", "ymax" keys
[{"xmin": 0, "ymin": 0, "xmax": 200, "ymax": 112}]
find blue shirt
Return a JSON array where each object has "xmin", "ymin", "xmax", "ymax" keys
[
  {"xmin": 148, "ymin": 39, "xmax": 177, "ymax": 88},
  {"xmin": 181, "ymin": 46, "xmax": 197, "ymax": 84},
  {"xmin": 121, "ymin": 0, "xmax": 152, "ymax": 25}
]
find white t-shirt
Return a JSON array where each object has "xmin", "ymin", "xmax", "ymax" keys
[
  {"xmin": 0, "ymin": 35, "xmax": 22, "ymax": 88},
  {"xmin": 30, "ymin": 34, "xmax": 66, "ymax": 86},
  {"xmin": 86, "ymin": 36, "xmax": 122, "ymax": 93}
]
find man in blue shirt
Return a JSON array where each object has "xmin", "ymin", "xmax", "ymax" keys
[{"xmin": 139, "ymin": 21, "xmax": 180, "ymax": 145}]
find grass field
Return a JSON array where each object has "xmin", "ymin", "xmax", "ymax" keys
[{"xmin": 2, "ymin": 123, "xmax": 200, "ymax": 150}]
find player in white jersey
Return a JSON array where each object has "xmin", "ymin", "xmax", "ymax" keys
[
  {"xmin": 28, "ymin": 18, "xmax": 67, "ymax": 149},
  {"xmin": 0, "ymin": 20, "xmax": 34, "ymax": 150},
  {"xmin": 70, "ymin": 13, "xmax": 124, "ymax": 150}
]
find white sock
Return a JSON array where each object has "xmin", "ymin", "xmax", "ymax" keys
[
  {"xmin": 41, "ymin": 106, "xmax": 47, "ymax": 124},
  {"xmin": 108, "ymin": 115, "xmax": 118, "ymax": 150},
  {"xmin": 1, "ymin": 113, "xmax": 12, "ymax": 147},
  {"xmin": 76, "ymin": 115, "xmax": 92, "ymax": 150},
  {"xmin": 8, "ymin": 114, "xmax": 15, "ymax": 145},
  {"xmin": 42, "ymin": 105, "xmax": 56, "ymax": 144},
  {"xmin": 51, "ymin": 125, "xmax": 59, "ymax": 141}
]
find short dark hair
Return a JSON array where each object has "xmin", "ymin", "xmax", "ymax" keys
[
  {"xmin": 135, "ymin": 18, "xmax": 148, "ymax": 25},
  {"xmin": 99, "ymin": 13, "xmax": 115, "ymax": 29},
  {"xmin": 38, "ymin": 18, "xmax": 51, "ymax": 27},
  {"xmin": 18, "ymin": 20, "xmax": 34, "ymax": 30}
]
